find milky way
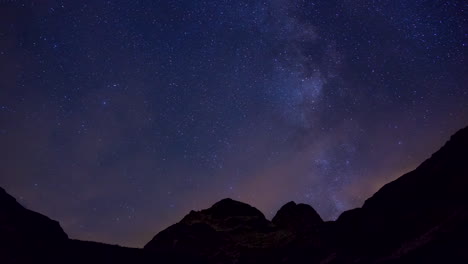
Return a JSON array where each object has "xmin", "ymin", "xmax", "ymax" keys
[{"xmin": 0, "ymin": 0, "xmax": 467, "ymax": 247}]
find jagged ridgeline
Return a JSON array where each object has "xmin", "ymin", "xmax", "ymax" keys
[{"xmin": 1, "ymin": 126, "xmax": 468, "ymax": 263}]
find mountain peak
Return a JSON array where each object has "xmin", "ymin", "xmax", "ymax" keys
[
  {"xmin": 272, "ymin": 201, "xmax": 323, "ymax": 230},
  {"xmin": 205, "ymin": 198, "xmax": 265, "ymax": 219},
  {"xmin": 179, "ymin": 198, "xmax": 269, "ymax": 231}
]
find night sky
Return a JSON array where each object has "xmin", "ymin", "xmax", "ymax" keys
[{"xmin": 1, "ymin": 0, "xmax": 467, "ymax": 247}]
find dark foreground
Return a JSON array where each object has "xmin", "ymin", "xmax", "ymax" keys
[{"xmin": 2, "ymin": 126, "xmax": 468, "ymax": 263}]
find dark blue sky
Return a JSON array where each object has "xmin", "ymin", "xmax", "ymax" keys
[{"xmin": 1, "ymin": 0, "xmax": 467, "ymax": 247}]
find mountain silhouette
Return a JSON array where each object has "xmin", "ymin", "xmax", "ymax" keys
[
  {"xmin": 272, "ymin": 201, "xmax": 323, "ymax": 230},
  {"xmin": 1, "ymin": 126, "xmax": 468, "ymax": 263}
]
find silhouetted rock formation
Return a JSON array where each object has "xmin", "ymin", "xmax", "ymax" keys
[
  {"xmin": 0, "ymin": 187, "xmax": 68, "ymax": 263},
  {"xmin": 144, "ymin": 126, "xmax": 468, "ymax": 263},
  {"xmin": 328, "ymin": 125, "xmax": 468, "ymax": 263},
  {"xmin": 145, "ymin": 198, "xmax": 279, "ymax": 263},
  {"xmin": 0, "ymin": 187, "xmax": 195, "ymax": 264},
  {"xmin": 180, "ymin": 198, "xmax": 271, "ymax": 231},
  {"xmin": 1, "ymin": 126, "xmax": 468, "ymax": 263},
  {"xmin": 272, "ymin": 201, "xmax": 323, "ymax": 231},
  {"xmin": 0, "ymin": 187, "xmax": 68, "ymax": 242}
]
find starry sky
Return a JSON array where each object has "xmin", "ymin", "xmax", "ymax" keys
[{"xmin": 0, "ymin": 0, "xmax": 467, "ymax": 247}]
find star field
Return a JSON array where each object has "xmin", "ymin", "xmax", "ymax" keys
[{"xmin": 0, "ymin": 0, "xmax": 467, "ymax": 247}]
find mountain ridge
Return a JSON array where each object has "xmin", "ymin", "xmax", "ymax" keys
[{"xmin": 1, "ymin": 126, "xmax": 468, "ymax": 263}]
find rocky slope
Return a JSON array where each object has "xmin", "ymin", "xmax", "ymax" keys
[
  {"xmin": 1, "ymin": 126, "xmax": 468, "ymax": 263},
  {"xmin": 0, "ymin": 186, "xmax": 68, "ymax": 263},
  {"xmin": 328, "ymin": 125, "xmax": 468, "ymax": 263}
]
